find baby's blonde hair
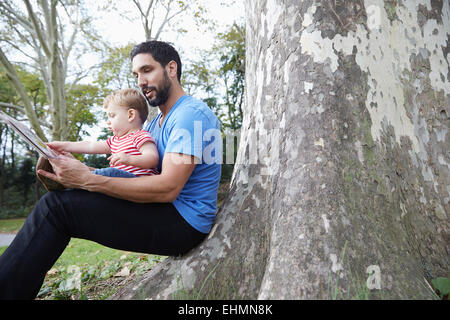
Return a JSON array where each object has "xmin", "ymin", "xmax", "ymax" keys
[{"xmin": 104, "ymin": 88, "xmax": 149, "ymax": 124}]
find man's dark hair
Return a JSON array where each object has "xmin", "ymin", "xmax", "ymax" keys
[{"xmin": 130, "ymin": 41, "xmax": 182, "ymax": 82}]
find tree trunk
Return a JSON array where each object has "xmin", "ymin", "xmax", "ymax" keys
[
  {"xmin": 112, "ymin": 0, "xmax": 449, "ymax": 299},
  {"xmin": 0, "ymin": 48, "xmax": 47, "ymax": 141},
  {"xmin": 0, "ymin": 125, "xmax": 5, "ymax": 208},
  {"xmin": 0, "ymin": 0, "xmax": 79, "ymax": 141}
]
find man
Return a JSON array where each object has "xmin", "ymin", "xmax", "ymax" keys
[{"xmin": 0, "ymin": 41, "xmax": 221, "ymax": 299}]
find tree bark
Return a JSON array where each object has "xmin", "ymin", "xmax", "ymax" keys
[{"xmin": 112, "ymin": 0, "xmax": 449, "ymax": 299}]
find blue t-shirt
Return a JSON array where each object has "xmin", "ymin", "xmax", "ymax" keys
[{"xmin": 145, "ymin": 95, "xmax": 222, "ymax": 234}]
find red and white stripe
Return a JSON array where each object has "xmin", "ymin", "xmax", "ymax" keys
[{"xmin": 106, "ymin": 129, "xmax": 158, "ymax": 176}]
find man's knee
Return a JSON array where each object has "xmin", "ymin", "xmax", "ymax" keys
[{"xmin": 35, "ymin": 189, "xmax": 84, "ymax": 217}]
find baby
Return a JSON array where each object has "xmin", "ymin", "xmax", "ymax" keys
[{"xmin": 48, "ymin": 88, "xmax": 159, "ymax": 178}]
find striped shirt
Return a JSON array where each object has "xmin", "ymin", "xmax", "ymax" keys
[{"xmin": 106, "ymin": 129, "xmax": 158, "ymax": 176}]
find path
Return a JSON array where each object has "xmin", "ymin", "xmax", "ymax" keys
[{"xmin": 0, "ymin": 233, "xmax": 16, "ymax": 247}]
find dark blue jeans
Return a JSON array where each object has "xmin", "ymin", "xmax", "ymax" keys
[
  {"xmin": 92, "ymin": 167, "xmax": 137, "ymax": 178},
  {"xmin": 0, "ymin": 189, "xmax": 207, "ymax": 300}
]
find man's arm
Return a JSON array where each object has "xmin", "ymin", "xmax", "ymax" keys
[{"xmin": 37, "ymin": 152, "xmax": 196, "ymax": 203}]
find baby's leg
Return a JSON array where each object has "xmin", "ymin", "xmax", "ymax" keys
[{"xmin": 92, "ymin": 167, "xmax": 137, "ymax": 178}]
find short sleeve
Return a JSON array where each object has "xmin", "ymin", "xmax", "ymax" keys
[
  {"xmin": 105, "ymin": 136, "xmax": 113, "ymax": 148},
  {"xmin": 133, "ymin": 130, "xmax": 155, "ymax": 150},
  {"xmin": 165, "ymin": 109, "xmax": 205, "ymax": 160}
]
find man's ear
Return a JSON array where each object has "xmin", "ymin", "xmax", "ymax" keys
[
  {"xmin": 166, "ymin": 60, "xmax": 178, "ymax": 81},
  {"xmin": 128, "ymin": 108, "xmax": 137, "ymax": 122}
]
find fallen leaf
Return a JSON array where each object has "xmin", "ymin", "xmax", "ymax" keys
[
  {"xmin": 114, "ymin": 266, "xmax": 130, "ymax": 277},
  {"xmin": 47, "ymin": 268, "xmax": 58, "ymax": 275}
]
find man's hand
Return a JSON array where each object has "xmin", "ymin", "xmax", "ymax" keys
[
  {"xmin": 37, "ymin": 153, "xmax": 93, "ymax": 189},
  {"xmin": 108, "ymin": 152, "xmax": 129, "ymax": 166}
]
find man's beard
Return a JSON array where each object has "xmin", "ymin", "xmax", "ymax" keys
[{"xmin": 144, "ymin": 71, "xmax": 172, "ymax": 107}]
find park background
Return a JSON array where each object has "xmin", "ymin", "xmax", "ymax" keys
[
  {"xmin": 0, "ymin": 0, "xmax": 244, "ymax": 299},
  {"xmin": 1, "ymin": 0, "xmax": 449, "ymax": 300}
]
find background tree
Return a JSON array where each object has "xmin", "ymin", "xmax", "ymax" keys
[
  {"xmin": 113, "ymin": 0, "xmax": 449, "ymax": 299},
  {"xmin": 126, "ymin": 0, "xmax": 207, "ymax": 41},
  {"xmin": 95, "ymin": 0, "xmax": 211, "ymax": 122},
  {"xmin": 214, "ymin": 23, "xmax": 245, "ymax": 131},
  {"xmin": 65, "ymin": 84, "xmax": 102, "ymax": 141},
  {"xmin": 0, "ymin": 0, "xmax": 100, "ymax": 141},
  {"xmin": 15, "ymin": 157, "xmax": 35, "ymax": 202},
  {"xmin": 182, "ymin": 22, "xmax": 245, "ymax": 182},
  {"xmin": 95, "ymin": 44, "xmax": 137, "ymax": 92},
  {"xmin": 0, "ymin": 66, "xmax": 46, "ymax": 214}
]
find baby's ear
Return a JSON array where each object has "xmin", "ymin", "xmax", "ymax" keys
[{"xmin": 128, "ymin": 108, "xmax": 137, "ymax": 121}]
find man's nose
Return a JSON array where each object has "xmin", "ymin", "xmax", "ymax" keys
[{"xmin": 137, "ymin": 74, "xmax": 147, "ymax": 88}]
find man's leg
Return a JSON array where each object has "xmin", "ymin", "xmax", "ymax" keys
[{"xmin": 0, "ymin": 189, "xmax": 206, "ymax": 299}]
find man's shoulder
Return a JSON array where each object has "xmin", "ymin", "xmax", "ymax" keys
[
  {"xmin": 177, "ymin": 95, "xmax": 207, "ymax": 112},
  {"xmin": 175, "ymin": 96, "xmax": 218, "ymax": 125}
]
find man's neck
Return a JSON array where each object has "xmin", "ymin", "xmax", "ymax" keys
[{"xmin": 158, "ymin": 85, "xmax": 186, "ymax": 117}]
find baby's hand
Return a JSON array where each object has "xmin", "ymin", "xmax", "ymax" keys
[
  {"xmin": 108, "ymin": 153, "xmax": 129, "ymax": 166},
  {"xmin": 46, "ymin": 141, "xmax": 68, "ymax": 153}
]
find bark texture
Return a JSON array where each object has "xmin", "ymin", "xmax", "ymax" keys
[{"xmin": 112, "ymin": 0, "xmax": 449, "ymax": 299}]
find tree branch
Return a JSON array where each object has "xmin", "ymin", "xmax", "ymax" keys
[
  {"xmin": 0, "ymin": 102, "xmax": 25, "ymax": 113},
  {"xmin": 0, "ymin": 39, "xmax": 38, "ymax": 64},
  {"xmin": 154, "ymin": 1, "xmax": 188, "ymax": 40},
  {"xmin": 0, "ymin": 48, "xmax": 47, "ymax": 141},
  {"xmin": 23, "ymin": 0, "xmax": 51, "ymax": 57},
  {"xmin": 0, "ymin": 2, "xmax": 35, "ymax": 33}
]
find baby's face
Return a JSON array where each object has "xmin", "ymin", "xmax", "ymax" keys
[{"xmin": 105, "ymin": 103, "xmax": 132, "ymax": 137}]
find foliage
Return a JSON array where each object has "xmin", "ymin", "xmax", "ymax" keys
[
  {"xmin": 66, "ymin": 83, "xmax": 103, "ymax": 141},
  {"xmin": 15, "ymin": 157, "xmax": 35, "ymax": 201},
  {"xmin": 0, "ymin": 0, "xmax": 102, "ymax": 141},
  {"xmin": 0, "ymin": 65, "xmax": 47, "ymax": 118},
  {"xmin": 35, "ymin": 238, "xmax": 166, "ymax": 300},
  {"xmin": 0, "ymin": 154, "xmax": 45, "ymax": 219},
  {"xmin": 183, "ymin": 22, "xmax": 245, "ymax": 131},
  {"xmin": 431, "ymin": 277, "xmax": 450, "ymax": 299},
  {"xmin": 95, "ymin": 44, "xmax": 136, "ymax": 91},
  {"xmin": 83, "ymin": 153, "xmax": 109, "ymax": 169},
  {"xmin": 214, "ymin": 23, "xmax": 245, "ymax": 131},
  {"xmin": 0, "ymin": 64, "xmax": 100, "ymax": 215}
]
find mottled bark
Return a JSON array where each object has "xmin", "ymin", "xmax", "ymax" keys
[{"xmin": 112, "ymin": 0, "xmax": 449, "ymax": 299}]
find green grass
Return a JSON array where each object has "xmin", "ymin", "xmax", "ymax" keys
[
  {"xmin": 53, "ymin": 238, "xmax": 135, "ymax": 268},
  {"xmin": 0, "ymin": 218, "xmax": 26, "ymax": 256},
  {"xmin": 0, "ymin": 218, "xmax": 26, "ymax": 233},
  {"xmin": 0, "ymin": 218, "xmax": 165, "ymax": 299},
  {"xmin": 38, "ymin": 238, "xmax": 166, "ymax": 300}
]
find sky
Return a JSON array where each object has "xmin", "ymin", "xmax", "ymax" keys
[{"xmin": 88, "ymin": 0, "xmax": 244, "ymax": 58}]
